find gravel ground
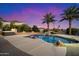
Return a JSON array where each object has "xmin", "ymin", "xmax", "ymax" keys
[{"xmin": 0, "ymin": 36, "xmax": 32, "ymax": 56}]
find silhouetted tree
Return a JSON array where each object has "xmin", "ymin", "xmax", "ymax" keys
[
  {"xmin": 42, "ymin": 13, "xmax": 56, "ymax": 34},
  {"xmin": 32, "ymin": 25, "xmax": 40, "ymax": 32},
  {"xmin": 60, "ymin": 6, "xmax": 79, "ymax": 35}
]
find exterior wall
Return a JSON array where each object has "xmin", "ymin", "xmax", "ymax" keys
[
  {"xmin": 14, "ymin": 23, "xmax": 24, "ymax": 25},
  {"xmin": 39, "ymin": 28, "xmax": 44, "ymax": 32},
  {"xmin": 2, "ymin": 22, "xmax": 24, "ymax": 25},
  {"xmin": 11, "ymin": 28, "xmax": 17, "ymax": 33},
  {"xmin": 2, "ymin": 22, "xmax": 10, "ymax": 25},
  {"xmin": 2, "ymin": 22, "xmax": 24, "ymax": 32}
]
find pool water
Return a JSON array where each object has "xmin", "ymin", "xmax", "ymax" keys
[{"xmin": 33, "ymin": 35, "xmax": 79, "ymax": 43}]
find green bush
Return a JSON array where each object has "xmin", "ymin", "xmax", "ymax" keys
[
  {"xmin": 22, "ymin": 24, "xmax": 32, "ymax": 32},
  {"xmin": 2, "ymin": 24, "xmax": 10, "ymax": 31},
  {"xmin": 10, "ymin": 21, "xmax": 15, "ymax": 29},
  {"xmin": 66, "ymin": 28, "xmax": 79, "ymax": 35},
  {"xmin": 43, "ymin": 29, "xmax": 48, "ymax": 33},
  {"xmin": 16, "ymin": 24, "xmax": 32, "ymax": 32},
  {"xmin": 0, "ymin": 21, "xmax": 3, "ymax": 29},
  {"xmin": 16, "ymin": 25, "xmax": 22, "ymax": 32}
]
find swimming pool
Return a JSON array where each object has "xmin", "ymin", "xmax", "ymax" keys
[{"xmin": 33, "ymin": 35, "xmax": 79, "ymax": 43}]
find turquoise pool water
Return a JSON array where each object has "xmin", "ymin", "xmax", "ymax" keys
[{"xmin": 33, "ymin": 35, "xmax": 79, "ymax": 43}]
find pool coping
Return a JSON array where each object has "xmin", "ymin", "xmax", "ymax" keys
[
  {"xmin": 52, "ymin": 34, "xmax": 79, "ymax": 40},
  {"xmin": 52, "ymin": 34, "xmax": 79, "ymax": 45},
  {"xmin": 33, "ymin": 34, "xmax": 79, "ymax": 44}
]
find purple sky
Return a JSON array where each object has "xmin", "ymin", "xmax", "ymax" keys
[{"xmin": 0, "ymin": 3, "xmax": 79, "ymax": 29}]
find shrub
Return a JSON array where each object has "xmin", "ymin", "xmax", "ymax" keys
[
  {"xmin": 22, "ymin": 24, "xmax": 32, "ymax": 32},
  {"xmin": 66, "ymin": 28, "xmax": 79, "ymax": 35},
  {"xmin": 2, "ymin": 24, "xmax": 10, "ymax": 31},
  {"xmin": 16, "ymin": 24, "xmax": 32, "ymax": 32},
  {"xmin": 10, "ymin": 21, "xmax": 15, "ymax": 29},
  {"xmin": 16, "ymin": 25, "xmax": 22, "ymax": 32},
  {"xmin": 43, "ymin": 29, "xmax": 48, "ymax": 33},
  {"xmin": 0, "ymin": 21, "xmax": 3, "ymax": 29}
]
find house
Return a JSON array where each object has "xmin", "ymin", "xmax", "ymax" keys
[
  {"xmin": 39, "ymin": 28, "xmax": 45, "ymax": 32},
  {"xmin": 2, "ymin": 21, "xmax": 24, "ymax": 26},
  {"xmin": 2, "ymin": 21, "xmax": 24, "ymax": 32}
]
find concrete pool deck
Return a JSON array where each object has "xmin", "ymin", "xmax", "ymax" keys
[
  {"xmin": 3, "ymin": 35, "xmax": 66, "ymax": 56},
  {"xmin": 52, "ymin": 34, "xmax": 79, "ymax": 56},
  {"xmin": 0, "ymin": 35, "xmax": 31, "ymax": 56},
  {"xmin": 53, "ymin": 34, "xmax": 79, "ymax": 41}
]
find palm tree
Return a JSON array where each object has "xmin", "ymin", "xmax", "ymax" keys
[
  {"xmin": 42, "ymin": 13, "xmax": 56, "ymax": 34},
  {"xmin": 60, "ymin": 6, "xmax": 79, "ymax": 35}
]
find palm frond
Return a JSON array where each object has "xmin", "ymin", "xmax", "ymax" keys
[
  {"xmin": 42, "ymin": 12, "xmax": 56, "ymax": 24},
  {"xmin": 59, "ymin": 19, "xmax": 65, "ymax": 22},
  {"xmin": 60, "ymin": 6, "xmax": 79, "ymax": 22},
  {"xmin": 42, "ymin": 21, "xmax": 46, "ymax": 24}
]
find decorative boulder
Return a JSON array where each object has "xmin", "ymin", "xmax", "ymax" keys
[{"xmin": 55, "ymin": 40, "xmax": 64, "ymax": 46}]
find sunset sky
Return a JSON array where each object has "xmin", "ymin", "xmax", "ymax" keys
[{"xmin": 0, "ymin": 3, "xmax": 79, "ymax": 29}]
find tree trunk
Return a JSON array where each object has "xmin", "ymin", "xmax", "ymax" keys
[
  {"xmin": 47, "ymin": 24, "xmax": 50, "ymax": 35},
  {"xmin": 53, "ymin": 23, "xmax": 55, "ymax": 29},
  {"xmin": 69, "ymin": 20, "xmax": 72, "ymax": 35}
]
